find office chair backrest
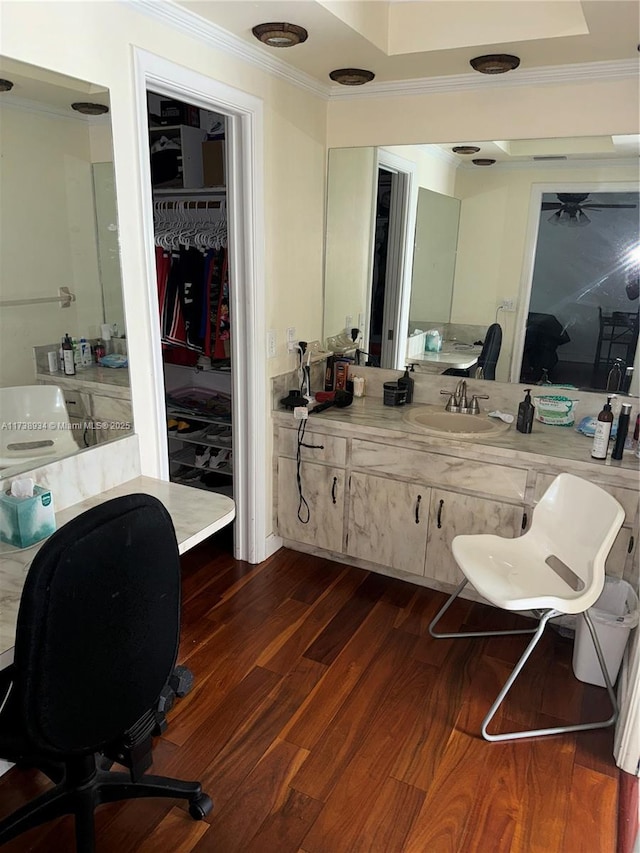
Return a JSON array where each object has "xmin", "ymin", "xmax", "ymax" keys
[
  {"xmin": 477, "ymin": 323, "xmax": 502, "ymax": 380},
  {"xmin": 529, "ymin": 473, "xmax": 625, "ymax": 607},
  {"xmin": 14, "ymin": 494, "xmax": 181, "ymax": 755}
]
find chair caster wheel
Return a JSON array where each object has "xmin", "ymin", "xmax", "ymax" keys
[{"xmin": 189, "ymin": 793, "xmax": 213, "ymax": 820}]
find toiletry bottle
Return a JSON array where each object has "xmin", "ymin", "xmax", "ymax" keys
[
  {"xmin": 62, "ymin": 333, "xmax": 76, "ymax": 376},
  {"xmin": 398, "ymin": 365, "xmax": 415, "ymax": 404},
  {"xmin": 591, "ymin": 395, "xmax": 614, "ymax": 459},
  {"xmin": 516, "ymin": 388, "xmax": 534, "ymax": 433},
  {"xmin": 79, "ymin": 336, "xmax": 90, "ymax": 367},
  {"xmin": 59, "ymin": 336, "xmax": 65, "ymax": 371},
  {"xmin": 612, "ymin": 403, "xmax": 632, "ymax": 460}
]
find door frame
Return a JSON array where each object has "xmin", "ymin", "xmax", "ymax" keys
[
  {"xmin": 132, "ymin": 48, "xmax": 267, "ymax": 563},
  {"xmin": 374, "ymin": 149, "xmax": 417, "ymax": 369}
]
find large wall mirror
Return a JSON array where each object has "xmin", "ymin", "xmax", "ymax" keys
[
  {"xmin": 0, "ymin": 57, "xmax": 130, "ymax": 479},
  {"xmin": 323, "ymin": 137, "xmax": 639, "ymax": 393}
]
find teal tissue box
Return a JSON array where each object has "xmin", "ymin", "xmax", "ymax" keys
[{"xmin": 0, "ymin": 486, "xmax": 56, "ymax": 548}]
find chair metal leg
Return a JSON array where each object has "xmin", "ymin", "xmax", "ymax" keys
[
  {"xmin": 482, "ymin": 609, "xmax": 618, "ymax": 741},
  {"xmin": 428, "ymin": 579, "xmax": 539, "ymax": 640}
]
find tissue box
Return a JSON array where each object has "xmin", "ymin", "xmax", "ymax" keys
[{"xmin": 0, "ymin": 485, "xmax": 56, "ymax": 548}]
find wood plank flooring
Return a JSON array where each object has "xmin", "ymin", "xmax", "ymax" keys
[{"xmin": 0, "ymin": 534, "xmax": 620, "ymax": 852}]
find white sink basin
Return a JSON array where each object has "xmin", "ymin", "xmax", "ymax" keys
[{"xmin": 403, "ymin": 407, "xmax": 509, "ymax": 437}]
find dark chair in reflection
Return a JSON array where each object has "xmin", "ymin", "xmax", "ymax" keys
[
  {"xmin": 519, "ymin": 313, "xmax": 570, "ymax": 384},
  {"xmin": 443, "ymin": 323, "xmax": 502, "ymax": 381}
]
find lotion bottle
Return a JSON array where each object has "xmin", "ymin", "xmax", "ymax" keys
[
  {"xmin": 516, "ymin": 388, "xmax": 534, "ymax": 434},
  {"xmin": 62, "ymin": 333, "xmax": 76, "ymax": 376},
  {"xmin": 591, "ymin": 395, "xmax": 614, "ymax": 459},
  {"xmin": 398, "ymin": 364, "xmax": 415, "ymax": 404}
]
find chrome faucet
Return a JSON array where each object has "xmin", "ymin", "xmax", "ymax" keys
[
  {"xmin": 455, "ymin": 380, "xmax": 468, "ymax": 410},
  {"xmin": 440, "ymin": 379, "xmax": 489, "ymax": 414}
]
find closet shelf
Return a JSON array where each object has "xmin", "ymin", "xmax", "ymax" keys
[
  {"xmin": 169, "ymin": 447, "xmax": 232, "ymax": 476},
  {"xmin": 168, "ymin": 428, "xmax": 231, "ymax": 450},
  {"xmin": 166, "ymin": 407, "xmax": 231, "ymax": 428}
]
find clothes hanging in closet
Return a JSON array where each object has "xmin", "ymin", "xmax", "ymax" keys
[{"xmin": 155, "ymin": 245, "xmax": 229, "ymax": 359}]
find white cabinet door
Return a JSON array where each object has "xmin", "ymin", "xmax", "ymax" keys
[
  {"xmin": 277, "ymin": 457, "xmax": 345, "ymax": 551},
  {"xmin": 426, "ymin": 488, "xmax": 524, "ymax": 586},
  {"xmin": 346, "ymin": 472, "xmax": 429, "ymax": 576}
]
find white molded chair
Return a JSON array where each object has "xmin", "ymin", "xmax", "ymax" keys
[
  {"xmin": 0, "ymin": 385, "xmax": 79, "ymax": 469},
  {"xmin": 429, "ymin": 473, "xmax": 625, "ymax": 741}
]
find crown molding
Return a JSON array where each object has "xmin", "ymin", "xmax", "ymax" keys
[
  {"xmin": 123, "ymin": 1, "xmax": 638, "ymax": 104},
  {"xmin": 0, "ymin": 95, "xmax": 109, "ymax": 124},
  {"xmin": 457, "ymin": 156, "xmax": 640, "ymax": 172},
  {"xmin": 125, "ymin": 0, "xmax": 330, "ymax": 99},
  {"xmin": 328, "ymin": 59, "xmax": 640, "ymax": 100}
]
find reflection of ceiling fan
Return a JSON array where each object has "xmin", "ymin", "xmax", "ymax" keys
[{"xmin": 542, "ymin": 193, "xmax": 637, "ymax": 227}]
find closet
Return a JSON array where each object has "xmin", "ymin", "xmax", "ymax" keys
[{"xmin": 147, "ymin": 93, "xmax": 233, "ymax": 499}]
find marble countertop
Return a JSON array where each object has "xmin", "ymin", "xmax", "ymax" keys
[
  {"xmin": 0, "ymin": 476, "xmax": 235, "ymax": 664},
  {"xmin": 273, "ymin": 397, "xmax": 640, "ymax": 483},
  {"xmin": 37, "ymin": 366, "xmax": 131, "ymax": 398}
]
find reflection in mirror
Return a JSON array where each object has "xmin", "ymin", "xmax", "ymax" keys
[
  {"xmin": 0, "ymin": 57, "xmax": 130, "ymax": 480},
  {"xmin": 323, "ymin": 138, "xmax": 639, "ymax": 393}
]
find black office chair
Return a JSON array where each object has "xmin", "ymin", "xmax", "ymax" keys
[
  {"xmin": 443, "ymin": 323, "xmax": 503, "ymax": 381},
  {"xmin": 0, "ymin": 494, "xmax": 212, "ymax": 852}
]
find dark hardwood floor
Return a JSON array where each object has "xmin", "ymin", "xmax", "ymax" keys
[{"xmin": 0, "ymin": 535, "xmax": 620, "ymax": 852}]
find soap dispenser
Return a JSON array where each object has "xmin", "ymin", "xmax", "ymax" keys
[
  {"xmin": 516, "ymin": 388, "xmax": 534, "ymax": 433},
  {"xmin": 398, "ymin": 364, "xmax": 415, "ymax": 404}
]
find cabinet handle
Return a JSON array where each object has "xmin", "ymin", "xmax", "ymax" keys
[
  {"xmin": 437, "ymin": 499, "xmax": 444, "ymax": 529},
  {"xmin": 331, "ymin": 476, "xmax": 338, "ymax": 505},
  {"xmin": 628, "ymin": 535, "xmax": 635, "ymax": 554},
  {"xmin": 522, "ymin": 511, "xmax": 528, "ymax": 530},
  {"xmin": 415, "ymin": 494, "xmax": 422, "ymax": 524}
]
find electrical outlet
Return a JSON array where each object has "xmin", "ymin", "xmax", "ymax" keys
[
  {"xmin": 500, "ymin": 298, "xmax": 516, "ymax": 312},
  {"xmin": 286, "ymin": 327, "xmax": 297, "ymax": 353},
  {"xmin": 358, "ymin": 313, "xmax": 365, "ymax": 330},
  {"xmin": 345, "ymin": 314, "xmax": 353, "ymax": 330},
  {"xmin": 266, "ymin": 329, "xmax": 277, "ymax": 359}
]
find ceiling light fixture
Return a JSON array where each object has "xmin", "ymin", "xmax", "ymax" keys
[
  {"xmin": 329, "ymin": 68, "xmax": 375, "ymax": 86},
  {"xmin": 470, "ymin": 54, "xmax": 520, "ymax": 74},
  {"xmin": 71, "ymin": 102, "xmax": 109, "ymax": 115},
  {"xmin": 251, "ymin": 22, "xmax": 308, "ymax": 47},
  {"xmin": 0, "ymin": 79, "xmax": 14, "ymax": 92},
  {"xmin": 472, "ymin": 158, "xmax": 496, "ymax": 166},
  {"xmin": 452, "ymin": 145, "xmax": 481, "ymax": 155}
]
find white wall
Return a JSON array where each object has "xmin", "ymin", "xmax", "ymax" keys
[{"xmin": 324, "ymin": 147, "xmax": 376, "ymax": 338}]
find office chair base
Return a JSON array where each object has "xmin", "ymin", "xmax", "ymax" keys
[
  {"xmin": 430, "ymin": 580, "xmax": 619, "ymax": 742},
  {"xmin": 0, "ymin": 756, "xmax": 213, "ymax": 853}
]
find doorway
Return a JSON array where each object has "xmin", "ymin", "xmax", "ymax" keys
[
  {"xmin": 133, "ymin": 49, "xmax": 268, "ymax": 564},
  {"xmin": 366, "ymin": 151, "xmax": 417, "ymax": 370}
]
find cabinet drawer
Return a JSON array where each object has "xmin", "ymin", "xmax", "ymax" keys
[
  {"xmin": 534, "ymin": 473, "xmax": 639, "ymax": 525},
  {"xmin": 278, "ymin": 427, "xmax": 346, "ymax": 467},
  {"xmin": 351, "ymin": 440, "xmax": 527, "ymax": 501}
]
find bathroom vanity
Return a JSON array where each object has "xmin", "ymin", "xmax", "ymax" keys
[
  {"xmin": 273, "ymin": 396, "xmax": 639, "ymax": 598},
  {"xmin": 36, "ymin": 366, "xmax": 132, "ymax": 445}
]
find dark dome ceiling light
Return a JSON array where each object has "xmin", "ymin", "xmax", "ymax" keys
[
  {"xmin": 329, "ymin": 68, "xmax": 375, "ymax": 86},
  {"xmin": 472, "ymin": 158, "xmax": 496, "ymax": 166},
  {"xmin": 470, "ymin": 54, "xmax": 520, "ymax": 74},
  {"xmin": 0, "ymin": 79, "xmax": 14, "ymax": 92},
  {"xmin": 251, "ymin": 22, "xmax": 308, "ymax": 47},
  {"xmin": 452, "ymin": 145, "xmax": 481, "ymax": 154},
  {"xmin": 71, "ymin": 102, "xmax": 109, "ymax": 115}
]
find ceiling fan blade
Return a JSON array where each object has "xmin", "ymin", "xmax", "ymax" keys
[
  {"xmin": 541, "ymin": 203, "xmax": 562, "ymax": 210},
  {"xmin": 582, "ymin": 203, "xmax": 637, "ymax": 209}
]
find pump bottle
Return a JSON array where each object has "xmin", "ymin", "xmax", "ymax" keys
[
  {"xmin": 516, "ymin": 389, "xmax": 534, "ymax": 434},
  {"xmin": 62, "ymin": 333, "xmax": 76, "ymax": 376},
  {"xmin": 591, "ymin": 396, "xmax": 614, "ymax": 459},
  {"xmin": 398, "ymin": 364, "xmax": 415, "ymax": 404}
]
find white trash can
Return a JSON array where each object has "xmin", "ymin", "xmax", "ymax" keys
[{"xmin": 572, "ymin": 577, "xmax": 639, "ymax": 687}]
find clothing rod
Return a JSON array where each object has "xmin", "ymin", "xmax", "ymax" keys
[{"xmin": 0, "ymin": 287, "xmax": 75, "ymax": 309}]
